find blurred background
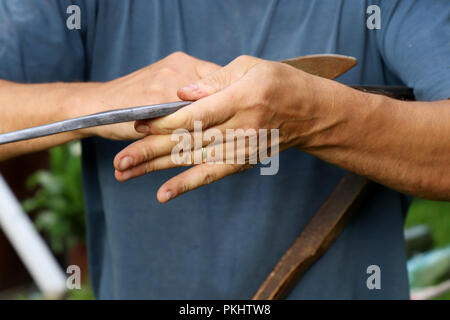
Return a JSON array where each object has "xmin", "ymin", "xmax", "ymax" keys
[{"xmin": 0, "ymin": 142, "xmax": 448, "ymax": 300}]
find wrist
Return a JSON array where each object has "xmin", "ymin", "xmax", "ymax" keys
[
  {"xmin": 292, "ymin": 76, "xmax": 353, "ymax": 150},
  {"xmin": 299, "ymin": 77, "xmax": 388, "ymax": 152},
  {"xmin": 63, "ymin": 82, "xmax": 104, "ymax": 139},
  {"xmin": 289, "ymin": 74, "xmax": 344, "ymax": 149}
]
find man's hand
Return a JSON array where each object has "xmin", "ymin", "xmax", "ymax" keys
[
  {"xmin": 114, "ymin": 54, "xmax": 450, "ymax": 202},
  {"xmin": 74, "ymin": 52, "xmax": 220, "ymax": 141},
  {"xmin": 113, "ymin": 55, "xmax": 321, "ymax": 202},
  {"xmin": 0, "ymin": 52, "xmax": 219, "ymax": 160}
]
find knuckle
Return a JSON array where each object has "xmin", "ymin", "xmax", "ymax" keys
[
  {"xmin": 156, "ymin": 66, "xmax": 177, "ymax": 78},
  {"xmin": 249, "ymin": 113, "xmax": 264, "ymax": 129},
  {"xmin": 140, "ymin": 145, "xmax": 153, "ymax": 161},
  {"xmin": 256, "ymin": 61, "xmax": 278, "ymax": 79},
  {"xmin": 181, "ymin": 110, "xmax": 194, "ymax": 129},
  {"xmin": 148, "ymin": 67, "xmax": 179, "ymax": 94},
  {"xmin": 179, "ymin": 181, "xmax": 190, "ymax": 194},
  {"xmin": 254, "ymin": 71, "xmax": 276, "ymax": 102},
  {"xmin": 201, "ymin": 169, "xmax": 216, "ymax": 185},
  {"xmin": 168, "ymin": 51, "xmax": 188, "ymax": 60},
  {"xmin": 199, "ymin": 109, "xmax": 214, "ymax": 127},
  {"xmin": 235, "ymin": 55, "xmax": 252, "ymax": 64},
  {"xmin": 209, "ymin": 71, "xmax": 230, "ymax": 90},
  {"xmin": 148, "ymin": 81, "xmax": 164, "ymax": 94},
  {"xmin": 144, "ymin": 160, "xmax": 154, "ymax": 174},
  {"xmin": 165, "ymin": 52, "xmax": 193, "ymax": 69}
]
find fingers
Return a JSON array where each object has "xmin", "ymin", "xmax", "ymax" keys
[
  {"xmin": 114, "ymin": 154, "xmax": 191, "ymax": 182},
  {"xmin": 115, "ymin": 110, "xmax": 272, "ymax": 180},
  {"xmin": 113, "ymin": 54, "xmax": 268, "ymax": 202},
  {"xmin": 133, "ymin": 55, "xmax": 263, "ymax": 135},
  {"xmin": 114, "ymin": 128, "xmax": 213, "ymax": 173},
  {"xmin": 137, "ymin": 87, "xmax": 238, "ymax": 134},
  {"xmin": 113, "ymin": 134, "xmax": 177, "ymax": 171},
  {"xmin": 114, "ymin": 143, "xmax": 209, "ymax": 182},
  {"xmin": 114, "ymin": 128, "xmax": 229, "ymax": 181},
  {"xmin": 178, "ymin": 55, "xmax": 262, "ymax": 101},
  {"xmin": 156, "ymin": 163, "xmax": 242, "ymax": 203},
  {"xmin": 114, "ymin": 127, "xmax": 278, "ymax": 182},
  {"xmin": 147, "ymin": 56, "xmax": 261, "ymax": 133}
]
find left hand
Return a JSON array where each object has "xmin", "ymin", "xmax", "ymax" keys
[{"xmin": 113, "ymin": 55, "xmax": 326, "ymax": 203}]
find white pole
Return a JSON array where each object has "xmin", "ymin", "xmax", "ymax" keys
[{"xmin": 0, "ymin": 174, "xmax": 66, "ymax": 299}]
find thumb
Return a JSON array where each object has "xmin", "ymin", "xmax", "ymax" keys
[{"xmin": 178, "ymin": 55, "xmax": 262, "ymax": 101}]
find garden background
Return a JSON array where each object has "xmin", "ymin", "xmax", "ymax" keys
[{"xmin": 0, "ymin": 143, "xmax": 449, "ymax": 300}]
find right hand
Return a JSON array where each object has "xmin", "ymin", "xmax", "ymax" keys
[{"xmin": 73, "ymin": 52, "xmax": 220, "ymax": 141}]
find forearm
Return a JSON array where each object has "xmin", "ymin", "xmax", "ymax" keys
[
  {"xmin": 302, "ymin": 77, "xmax": 450, "ymax": 200},
  {"xmin": 0, "ymin": 80, "xmax": 97, "ymax": 161}
]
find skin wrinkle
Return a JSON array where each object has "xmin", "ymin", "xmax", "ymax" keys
[{"xmin": 294, "ymin": 79, "xmax": 348, "ymax": 151}]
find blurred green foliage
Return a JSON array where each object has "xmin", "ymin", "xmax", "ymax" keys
[
  {"xmin": 18, "ymin": 142, "xmax": 450, "ymax": 299},
  {"xmin": 406, "ymin": 199, "xmax": 450, "ymax": 249},
  {"xmin": 66, "ymin": 284, "xmax": 95, "ymax": 300},
  {"xmin": 434, "ymin": 290, "xmax": 450, "ymax": 300},
  {"xmin": 8, "ymin": 282, "xmax": 94, "ymax": 300},
  {"xmin": 406, "ymin": 198, "xmax": 450, "ymax": 299},
  {"xmin": 22, "ymin": 142, "xmax": 85, "ymax": 253}
]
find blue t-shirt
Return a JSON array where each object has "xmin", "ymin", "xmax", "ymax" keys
[{"xmin": 1, "ymin": 0, "xmax": 449, "ymax": 299}]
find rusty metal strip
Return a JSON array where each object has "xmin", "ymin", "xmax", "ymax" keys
[{"xmin": 253, "ymin": 173, "xmax": 372, "ymax": 300}]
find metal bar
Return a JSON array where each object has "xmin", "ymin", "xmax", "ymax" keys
[{"xmin": 0, "ymin": 101, "xmax": 191, "ymax": 145}]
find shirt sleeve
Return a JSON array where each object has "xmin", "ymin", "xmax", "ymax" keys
[
  {"xmin": 377, "ymin": 0, "xmax": 450, "ymax": 101},
  {"xmin": 0, "ymin": 0, "xmax": 87, "ymax": 83}
]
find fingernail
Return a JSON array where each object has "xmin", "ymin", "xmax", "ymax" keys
[
  {"xmin": 119, "ymin": 156, "xmax": 133, "ymax": 171},
  {"xmin": 120, "ymin": 170, "xmax": 132, "ymax": 180},
  {"xmin": 165, "ymin": 191, "xmax": 173, "ymax": 201},
  {"xmin": 136, "ymin": 124, "xmax": 150, "ymax": 133},
  {"xmin": 181, "ymin": 83, "xmax": 199, "ymax": 91}
]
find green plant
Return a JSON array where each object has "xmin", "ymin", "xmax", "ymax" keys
[
  {"xmin": 406, "ymin": 198, "xmax": 450, "ymax": 249},
  {"xmin": 22, "ymin": 142, "xmax": 85, "ymax": 253},
  {"xmin": 406, "ymin": 199, "xmax": 450, "ymax": 299},
  {"xmin": 65, "ymin": 283, "xmax": 95, "ymax": 300}
]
